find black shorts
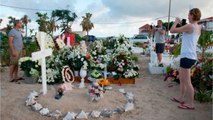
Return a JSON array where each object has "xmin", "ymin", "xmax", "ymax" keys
[
  {"xmin": 156, "ymin": 43, "xmax": 165, "ymax": 53},
  {"xmin": 180, "ymin": 57, "xmax": 197, "ymax": 69}
]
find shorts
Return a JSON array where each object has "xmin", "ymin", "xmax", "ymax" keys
[
  {"xmin": 156, "ymin": 43, "xmax": 165, "ymax": 54},
  {"xmin": 10, "ymin": 50, "xmax": 22, "ymax": 65},
  {"xmin": 180, "ymin": 57, "xmax": 197, "ymax": 69}
]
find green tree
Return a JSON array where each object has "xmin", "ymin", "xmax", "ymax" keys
[
  {"xmin": 6, "ymin": 16, "xmax": 16, "ymax": 33},
  {"xmin": 52, "ymin": 9, "xmax": 77, "ymax": 33},
  {"xmin": 36, "ymin": 12, "xmax": 49, "ymax": 32},
  {"xmin": 80, "ymin": 13, "xmax": 94, "ymax": 36},
  {"xmin": 198, "ymin": 31, "xmax": 213, "ymax": 62}
]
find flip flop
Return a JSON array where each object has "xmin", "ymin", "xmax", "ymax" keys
[
  {"xmin": 16, "ymin": 77, "xmax": 24, "ymax": 80},
  {"xmin": 178, "ymin": 104, "xmax": 195, "ymax": 110},
  {"xmin": 10, "ymin": 79, "xmax": 16, "ymax": 82},
  {"xmin": 171, "ymin": 97, "xmax": 185, "ymax": 104}
]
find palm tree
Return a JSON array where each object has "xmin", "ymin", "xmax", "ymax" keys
[
  {"xmin": 47, "ymin": 19, "xmax": 58, "ymax": 35},
  {"xmin": 80, "ymin": 13, "xmax": 94, "ymax": 36},
  {"xmin": 22, "ymin": 15, "xmax": 31, "ymax": 38},
  {"xmin": 36, "ymin": 12, "xmax": 49, "ymax": 32}
]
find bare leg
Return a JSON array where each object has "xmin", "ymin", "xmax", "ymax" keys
[
  {"xmin": 14, "ymin": 64, "xmax": 19, "ymax": 79},
  {"xmin": 178, "ymin": 68, "xmax": 186, "ymax": 101},
  {"xmin": 9, "ymin": 65, "xmax": 16, "ymax": 81},
  {"xmin": 181, "ymin": 68, "xmax": 194, "ymax": 107},
  {"xmin": 157, "ymin": 53, "xmax": 163, "ymax": 63}
]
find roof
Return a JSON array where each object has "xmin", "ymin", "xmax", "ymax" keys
[
  {"xmin": 139, "ymin": 24, "xmax": 151, "ymax": 29},
  {"xmin": 199, "ymin": 16, "xmax": 213, "ymax": 22}
]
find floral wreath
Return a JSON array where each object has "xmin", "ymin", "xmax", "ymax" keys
[{"xmin": 62, "ymin": 66, "xmax": 74, "ymax": 83}]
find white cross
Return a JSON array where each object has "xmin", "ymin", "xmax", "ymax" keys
[{"xmin": 32, "ymin": 32, "xmax": 52, "ymax": 95}]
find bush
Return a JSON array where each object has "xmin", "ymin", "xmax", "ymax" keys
[{"xmin": 195, "ymin": 90, "xmax": 212, "ymax": 103}]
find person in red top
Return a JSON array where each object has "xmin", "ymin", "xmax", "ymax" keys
[{"xmin": 64, "ymin": 27, "xmax": 75, "ymax": 46}]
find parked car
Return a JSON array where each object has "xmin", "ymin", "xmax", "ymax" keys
[{"xmin": 130, "ymin": 34, "xmax": 149, "ymax": 44}]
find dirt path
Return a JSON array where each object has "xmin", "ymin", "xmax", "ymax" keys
[{"xmin": 0, "ymin": 55, "xmax": 212, "ymax": 120}]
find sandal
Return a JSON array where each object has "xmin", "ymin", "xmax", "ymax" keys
[
  {"xmin": 10, "ymin": 79, "xmax": 16, "ymax": 82},
  {"xmin": 16, "ymin": 77, "xmax": 24, "ymax": 81},
  {"xmin": 178, "ymin": 104, "xmax": 195, "ymax": 110},
  {"xmin": 171, "ymin": 97, "xmax": 185, "ymax": 104}
]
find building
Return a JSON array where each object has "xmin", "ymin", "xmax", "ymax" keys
[
  {"xmin": 198, "ymin": 17, "xmax": 213, "ymax": 31},
  {"xmin": 139, "ymin": 24, "xmax": 151, "ymax": 35}
]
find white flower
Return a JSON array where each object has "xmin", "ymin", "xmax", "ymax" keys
[{"xmin": 81, "ymin": 58, "xmax": 84, "ymax": 61}]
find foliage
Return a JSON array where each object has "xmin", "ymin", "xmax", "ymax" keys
[
  {"xmin": 195, "ymin": 90, "xmax": 212, "ymax": 103},
  {"xmin": 169, "ymin": 43, "xmax": 181, "ymax": 57},
  {"xmin": 52, "ymin": 9, "xmax": 77, "ymax": 33},
  {"xmin": 19, "ymin": 57, "xmax": 41, "ymax": 77},
  {"xmin": 198, "ymin": 31, "xmax": 213, "ymax": 62},
  {"xmin": 80, "ymin": 13, "xmax": 94, "ymax": 35},
  {"xmin": 0, "ymin": 32, "xmax": 10, "ymax": 66},
  {"xmin": 36, "ymin": 12, "xmax": 49, "ymax": 32},
  {"xmin": 24, "ymin": 41, "xmax": 40, "ymax": 56},
  {"xmin": 73, "ymin": 33, "xmax": 82, "ymax": 44}
]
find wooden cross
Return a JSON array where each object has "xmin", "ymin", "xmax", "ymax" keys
[{"xmin": 32, "ymin": 32, "xmax": 52, "ymax": 95}]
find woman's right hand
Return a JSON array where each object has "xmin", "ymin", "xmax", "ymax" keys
[{"xmin": 175, "ymin": 17, "xmax": 181, "ymax": 23}]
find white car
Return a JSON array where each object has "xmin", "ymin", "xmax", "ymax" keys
[{"xmin": 130, "ymin": 34, "xmax": 149, "ymax": 43}]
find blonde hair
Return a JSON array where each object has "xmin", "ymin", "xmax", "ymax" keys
[{"xmin": 189, "ymin": 8, "xmax": 201, "ymax": 21}]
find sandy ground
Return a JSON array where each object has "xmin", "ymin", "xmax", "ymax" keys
[{"xmin": 0, "ymin": 55, "xmax": 212, "ymax": 120}]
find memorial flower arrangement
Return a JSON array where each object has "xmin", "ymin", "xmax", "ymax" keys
[
  {"xmin": 108, "ymin": 36, "xmax": 139, "ymax": 79},
  {"xmin": 36, "ymin": 32, "xmax": 55, "ymax": 49},
  {"xmin": 54, "ymin": 34, "xmax": 66, "ymax": 49},
  {"xmin": 19, "ymin": 57, "xmax": 41, "ymax": 77},
  {"xmin": 90, "ymin": 40, "xmax": 107, "ymax": 70},
  {"xmin": 88, "ymin": 83, "xmax": 104, "ymax": 102}
]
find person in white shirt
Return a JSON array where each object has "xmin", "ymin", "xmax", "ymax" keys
[{"xmin": 170, "ymin": 8, "xmax": 202, "ymax": 110}]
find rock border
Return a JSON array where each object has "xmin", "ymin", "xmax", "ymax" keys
[{"xmin": 25, "ymin": 88, "xmax": 135, "ymax": 120}]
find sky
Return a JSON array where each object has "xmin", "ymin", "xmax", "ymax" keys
[{"xmin": 0, "ymin": 0, "xmax": 212, "ymax": 37}]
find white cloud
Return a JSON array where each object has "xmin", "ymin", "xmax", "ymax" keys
[{"xmin": 0, "ymin": 0, "xmax": 212, "ymax": 37}]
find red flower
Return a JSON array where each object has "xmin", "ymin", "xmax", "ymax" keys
[
  {"xmin": 124, "ymin": 61, "xmax": 129, "ymax": 65},
  {"xmin": 87, "ymin": 54, "xmax": 92, "ymax": 60}
]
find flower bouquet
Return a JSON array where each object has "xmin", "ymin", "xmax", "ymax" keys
[
  {"xmin": 88, "ymin": 83, "xmax": 104, "ymax": 102},
  {"xmin": 19, "ymin": 57, "xmax": 40, "ymax": 77},
  {"xmin": 19, "ymin": 57, "xmax": 41, "ymax": 84}
]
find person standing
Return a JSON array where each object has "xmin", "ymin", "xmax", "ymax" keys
[
  {"xmin": 154, "ymin": 20, "xmax": 166, "ymax": 66},
  {"xmin": 8, "ymin": 20, "xmax": 24, "ymax": 82},
  {"xmin": 170, "ymin": 8, "xmax": 202, "ymax": 110}
]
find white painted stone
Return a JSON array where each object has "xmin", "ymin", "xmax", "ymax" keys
[
  {"xmin": 118, "ymin": 89, "xmax": 125, "ymax": 94},
  {"xmin": 76, "ymin": 110, "xmax": 88, "ymax": 119},
  {"xmin": 25, "ymin": 98, "xmax": 36, "ymax": 106},
  {"xmin": 90, "ymin": 111, "xmax": 101, "ymax": 118},
  {"xmin": 124, "ymin": 102, "xmax": 134, "ymax": 112},
  {"xmin": 125, "ymin": 92, "xmax": 134, "ymax": 100},
  {"xmin": 32, "ymin": 103, "xmax": 43, "ymax": 111},
  {"xmin": 49, "ymin": 110, "xmax": 62, "ymax": 120},
  {"xmin": 27, "ymin": 91, "xmax": 39, "ymax": 99},
  {"xmin": 39, "ymin": 108, "xmax": 49, "ymax": 115},
  {"xmin": 63, "ymin": 112, "xmax": 77, "ymax": 120}
]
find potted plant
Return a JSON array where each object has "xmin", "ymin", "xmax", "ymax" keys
[{"xmin": 19, "ymin": 57, "xmax": 40, "ymax": 84}]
